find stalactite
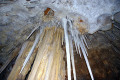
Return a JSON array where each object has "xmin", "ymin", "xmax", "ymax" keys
[
  {"xmin": 0, "ymin": 0, "xmax": 120, "ymax": 80},
  {"xmin": 7, "ymin": 41, "xmax": 35, "ymax": 80},
  {"xmin": 82, "ymin": 35, "xmax": 89, "ymax": 49},
  {"xmin": 67, "ymin": 18, "xmax": 94, "ymax": 80},
  {"xmin": 26, "ymin": 26, "xmax": 40, "ymax": 40},
  {"xmin": 62, "ymin": 18, "xmax": 71, "ymax": 80},
  {"xmin": 27, "ymin": 27, "xmax": 65, "ymax": 80},
  {"xmin": 16, "ymin": 42, "xmax": 28, "ymax": 61},
  {"xmin": 70, "ymin": 38, "xmax": 77, "ymax": 80},
  {"xmin": 80, "ymin": 36, "xmax": 94, "ymax": 80},
  {"xmin": 20, "ymin": 32, "xmax": 41, "ymax": 73}
]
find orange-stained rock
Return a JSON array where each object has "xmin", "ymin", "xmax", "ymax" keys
[
  {"xmin": 73, "ymin": 17, "xmax": 89, "ymax": 34},
  {"xmin": 43, "ymin": 8, "xmax": 54, "ymax": 22}
]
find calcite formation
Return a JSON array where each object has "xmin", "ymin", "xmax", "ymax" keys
[
  {"xmin": 28, "ymin": 27, "xmax": 65, "ymax": 80},
  {"xmin": 7, "ymin": 27, "xmax": 65, "ymax": 80},
  {"xmin": 0, "ymin": 0, "xmax": 120, "ymax": 80}
]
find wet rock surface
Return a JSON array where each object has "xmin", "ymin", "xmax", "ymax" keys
[
  {"xmin": 74, "ymin": 47, "xmax": 120, "ymax": 80},
  {"xmin": 65, "ymin": 27, "xmax": 120, "ymax": 80}
]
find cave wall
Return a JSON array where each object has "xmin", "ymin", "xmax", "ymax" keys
[{"xmin": 0, "ymin": 0, "xmax": 120, "ymax": 79}]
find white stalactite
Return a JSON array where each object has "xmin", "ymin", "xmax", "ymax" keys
[
  {"xmin": 82, "ymin": 49, "xmax": 94, "ymax": 80},
  {"xmin": 62, "ymin": 18, "xmax": 71, "ymax": 80},
  {"xmin": 20, "ymin": 30, "xmax": 41, "ymax": 73},
  {"xmin": 70, "ymin": 38, "xmax": 77, "ymax": 80},
  {"xmin": 16, "ymin": 41, "xmax": 28, "ymax": 61},
  {"xmin": 79, "ymin": 37, "xmax": 94, "ymax": 80},
  {"xmin": 67, "ymin": 19, "xmax": 94, "ymax": 80},
  {"xmin": 80, "ymin": 37, "xmax": 88, "ymax": 56},
  {"xmin": 82, "ymin": 35, "xmax": 89, "ymax": 49},
  {"xmin": 26, "ymin": 26, "xmax": 40, "ymax": 40}
]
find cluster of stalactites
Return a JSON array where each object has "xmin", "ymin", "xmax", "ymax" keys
[{"xmin": 62, "ymin": 17, "xmax": 94, "ymax": 80}]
